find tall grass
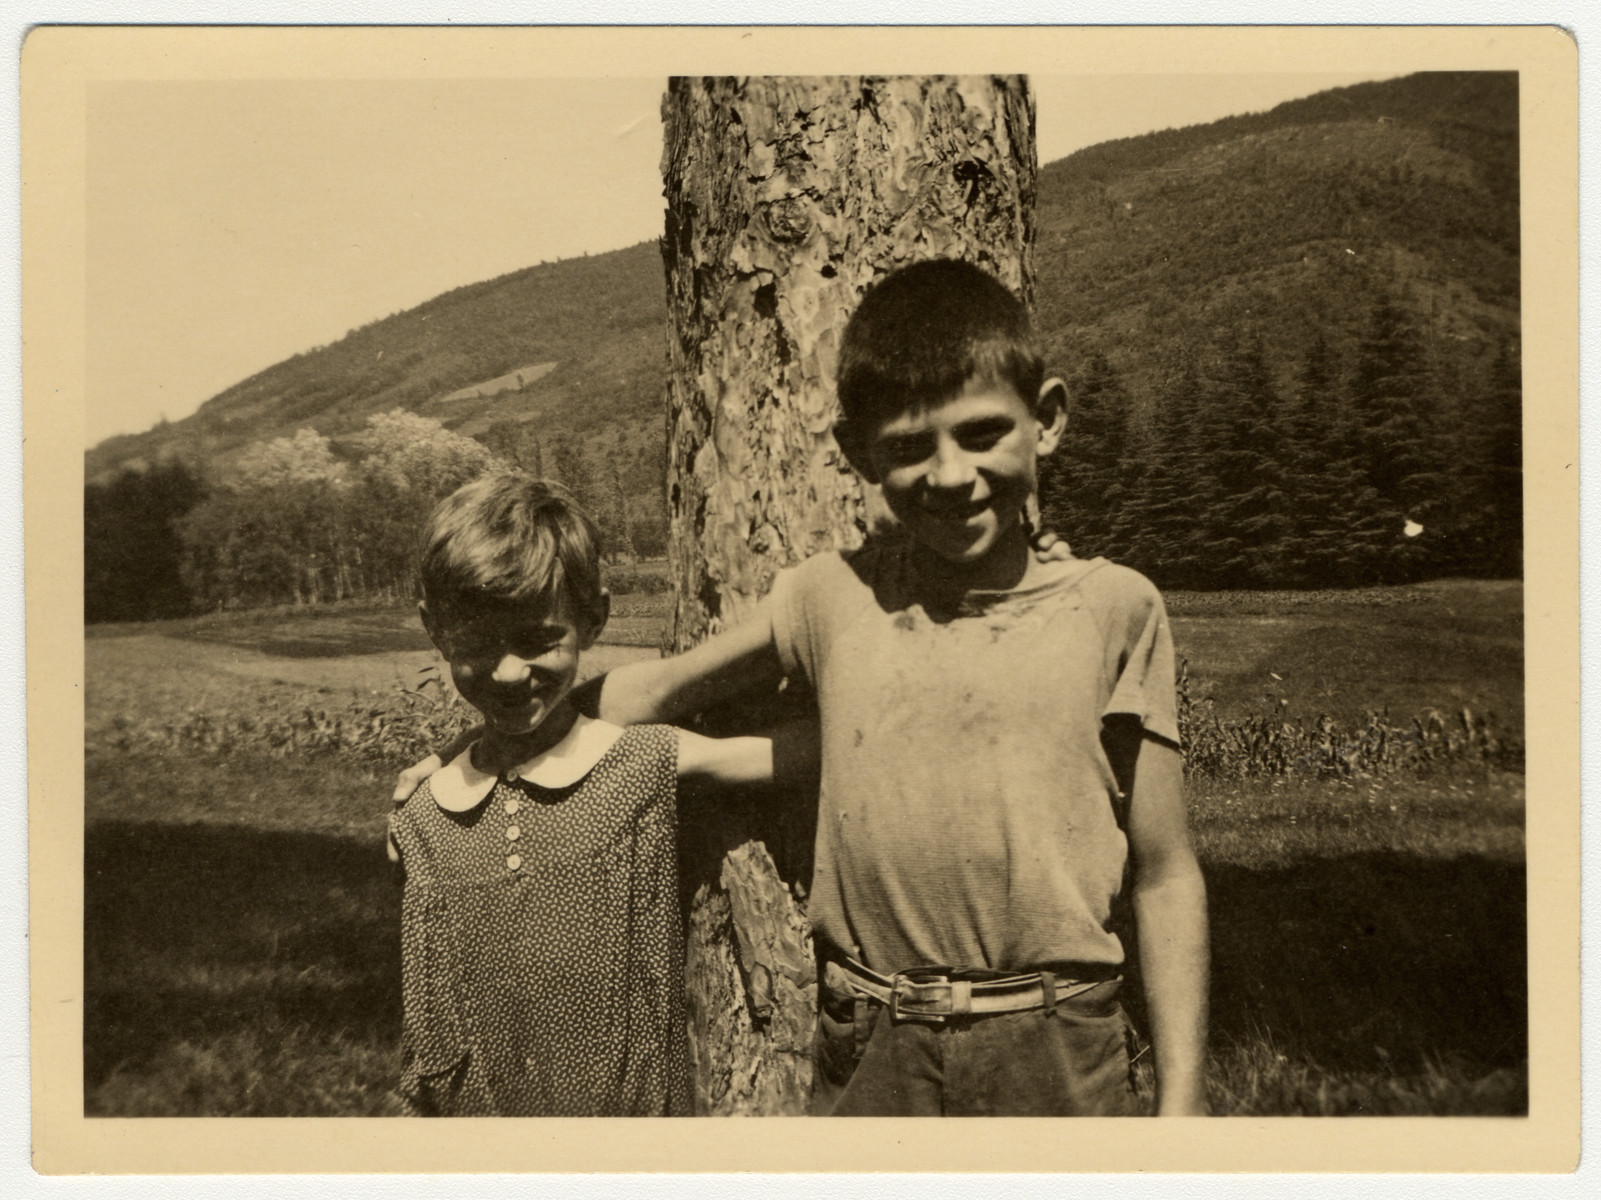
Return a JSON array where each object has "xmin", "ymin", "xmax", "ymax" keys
[
  {"xmin": 95, "ymin": 655, "xmax": 1523, "ymax": 784},
  {"xmin": 93, "ymin": 665, "xmax": 476, "ymax": 767},
  {"xmin": 1177, "ymin": 659, "xmax": 1523, "ymax": 780},
  {"xmin": 1202, "ymin": 1039, "xmax": 1527, "ymax": 1116}
]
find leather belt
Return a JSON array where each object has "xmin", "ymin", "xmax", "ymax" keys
[{"xmin": 827, "ymin": 957, "xmax": 1121, "ymax": 1025}]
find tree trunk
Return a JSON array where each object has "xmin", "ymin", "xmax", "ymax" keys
[{"xmin": 661, "ymin": 74, "xmax": 1036, "ymax": 1115}]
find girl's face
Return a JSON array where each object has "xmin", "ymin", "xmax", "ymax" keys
[{"xmin": 423, "ymin": 595, "xmax": 603, "ymax": 739}]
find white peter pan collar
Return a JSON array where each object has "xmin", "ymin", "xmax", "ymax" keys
[{"xmin": 429, "ymin": 715, "xmax": 628, "ymax": 813}]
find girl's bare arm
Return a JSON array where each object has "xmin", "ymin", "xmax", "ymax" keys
[{"xmin": 675, "ymin": 718, "xmax": 820, "ymax": 790}]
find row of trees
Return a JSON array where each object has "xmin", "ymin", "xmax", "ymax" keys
[
  {"xmin": 1039, "ymin": 296, "xmax": 1522, "ymax": 589},
  {"xmin": 84, "ymin": 411, "xmax": 664, "ymax": 622},
  {"xmin": 89, "ymin": 292, "xmax": 1522, "ymax": 625}
]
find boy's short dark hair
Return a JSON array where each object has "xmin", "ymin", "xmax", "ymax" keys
[
  {"xmin": 419, "ymin": 473, "xmax": 604, "ymax": 624},
  {"xmin": 836, "ymin": 259, "xmax": 1045, "ymax": 436}
]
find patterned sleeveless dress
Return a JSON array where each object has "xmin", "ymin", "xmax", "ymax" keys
[{"xmin": 389, "ymin": 724, "xmax": 693, "ymax": 1116}]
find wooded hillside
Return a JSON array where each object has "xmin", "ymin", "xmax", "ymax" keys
[
  {"xmin": 87, "ymin": 72, "xmax": 1521, "ymax": 616},
  {"xmin": 1035, "ymin": 73, "xmax": 1519, "ymax": 585}
]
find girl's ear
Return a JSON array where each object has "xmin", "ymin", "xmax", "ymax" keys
[
  {"xmin": 1036, "ymin": 378, "xmax": 1069, "ymax": 457},
  {"xmin": 419, "ymin": 602, "xmax": 443, "ymax": 650},
  {"xmin": 577, "ymin": 590, "xmax": 611, "ymax": 651}
]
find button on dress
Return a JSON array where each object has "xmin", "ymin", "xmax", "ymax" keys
[{"xmin": 389, "ymin": 724, "xmax": 692, "ymax": 1116}]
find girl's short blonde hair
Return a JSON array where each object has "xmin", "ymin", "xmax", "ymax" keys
[{"xmin": 419, "ymin": 473, "xmax": 604, "ymax": 626}]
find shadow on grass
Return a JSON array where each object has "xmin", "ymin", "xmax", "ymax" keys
[
  {"xmin": 84, "ymin": 820, "xmax": 402, "ymax": 1113},
  {"xmin": 86, "ymin": 817, "xmax": 1526, "ymax": 1114},
  {"xmin": 187, "ymin": 623, "xmax": 432, "ymax": 658},
  {"xmin": 1126, "ymin": 851, "xmax": 1526, "ymax": 1090}
]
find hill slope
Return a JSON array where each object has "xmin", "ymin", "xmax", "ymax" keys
[
  {"xmin": 88, "ymin": 71, "xmax": 1519, "ymax": 533},
  {"xmin": 86, "ymin": 242, "xmax": 669, "ymax": 496},
  {"xmin": 1034, "ymin": 71, "xmax": 1517, "ymax": 414}
]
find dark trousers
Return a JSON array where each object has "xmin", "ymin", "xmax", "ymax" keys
[{"xmin": 812, "ymin": 978, "xmax": 1139, "ymax": 1117}]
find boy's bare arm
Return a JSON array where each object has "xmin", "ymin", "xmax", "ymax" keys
[
  {"xmin": 581, "ymin": 603, "xmax": 785, "ymax": 725},
  {"xmin": 1122, "ymin": 728, "xmax": 1210, "ymax": 1116}
]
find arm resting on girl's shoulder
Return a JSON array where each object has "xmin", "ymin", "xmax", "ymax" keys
[
  {"xmin": 587, "ymin": 603, "xmax": 785, "ymax": 726},
  {"xmin": 1123, "ymin": 730, "xmax": 1211, "ymax": 1116},
  {"xmin": 391, "ymin": 724, "xmax": 480, "ymax": 805},
  {"xmin": 393, "ymin": 605, "xmax": 787, "ymax": 804}
]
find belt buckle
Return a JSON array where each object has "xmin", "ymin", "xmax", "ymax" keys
[{"xmin": 889, "ymin": 968, "xmax": 950, "ymax": 1025}]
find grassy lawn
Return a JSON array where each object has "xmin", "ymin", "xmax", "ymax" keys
[
  {"xmin": 86, "ymin": 754, "xmax": 403, "ymax": 1116},
  {"xmin": 1175, "ymin": 771, "xmax": 1525, "ymax": 1115},
  {"xmin": 88, "ymin": 577, "xmax": 1524, "ymax": 728},
  {"xmin": 1167, "ymin": 579, "xmax": 1524, "ymax": 728},
  {"xmin": 86, "ymin": 573, "xmax": 672, "ymax": 657},
  {"xmin": 82, "ymin": 579, "xmax": 1526, "ymax": 1116}
]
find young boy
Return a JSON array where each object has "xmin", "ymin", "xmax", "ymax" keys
[{"xmin": 402, "ymin": 260, "xmax": 1209, "ymax": 1116}]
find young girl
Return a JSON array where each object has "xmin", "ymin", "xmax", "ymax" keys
[{"xmin": 388, "ymin": 473, "xmax": 780, "ymax": 1116}]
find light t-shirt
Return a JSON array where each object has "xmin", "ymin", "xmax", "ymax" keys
[{"xmin": 768, "ymin": 538, "xmax": 1179, "ymax": 975}]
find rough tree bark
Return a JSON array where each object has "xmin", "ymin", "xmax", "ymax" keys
[{"xmin": 660, "ymin": 75, "xmax": 1036, "ymax": 1115}]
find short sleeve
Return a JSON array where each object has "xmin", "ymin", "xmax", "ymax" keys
[
  {"xmin": 1097, "ymin": 569, "xmax": 1180, "ymax": 747},
  {"xmin": 635, "ymin": 724, "xmax": 683, "ymax": 812},
  {"xmin": 767, "ymin": 556, "xmax": 828, "ymax": 688}
]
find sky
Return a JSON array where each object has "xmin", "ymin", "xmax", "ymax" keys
[{"xmin": 87, "ymin": 72, "xmax": 1397, "ymax": 446}]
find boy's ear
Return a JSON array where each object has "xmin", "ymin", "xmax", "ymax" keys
[
  {"xmin": 1035, "ymin": 378, "xmax": 1069, "ymax": 456},
  {"xmin": 834, "ymin": 420, "xmax": 880, "ymax": 484},
  {"xmin": 578, "ymin": 590, "xmax": 611, "ymax": 651}
]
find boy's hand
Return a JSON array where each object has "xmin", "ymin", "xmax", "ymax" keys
[
  {"xmin": 1031, "ymin": 529, "xmax": 1073, "ymax": 562},
  {"xmin": 391, "ymin": 724, "xmax": 481, "ymax": 805},
  {"xmin": 392, "ymin": 754, "xmax": 443, "ymax": 806}
]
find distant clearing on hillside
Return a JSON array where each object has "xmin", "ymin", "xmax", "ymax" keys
[{"xmin": 439, "ymin": 361, "xmax": 558, "ymax": 402}]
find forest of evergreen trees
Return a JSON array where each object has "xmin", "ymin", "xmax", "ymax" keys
[{"xmin": 1037, "ymin": 292, "xmax": 1521, "ymax": 589}]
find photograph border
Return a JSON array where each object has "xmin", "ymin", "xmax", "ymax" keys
[{"xmin": 23, "ymin": 23, "xmax": 1580, "ymax": 1174}]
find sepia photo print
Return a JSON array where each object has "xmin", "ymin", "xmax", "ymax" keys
[{"xmin": 25, "ymin": 25, "xmax": 1579, "ymax": 1174}]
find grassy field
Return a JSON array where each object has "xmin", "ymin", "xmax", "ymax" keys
[
  {"xmin": 83, "ymin": 578, "xmax": 1525, "ymax": 1116},
  {"xmin": 1165, "ymin": 579, "xmax": 1524, "ymax": 730}
]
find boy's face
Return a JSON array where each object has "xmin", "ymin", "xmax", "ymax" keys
[
  {"xmin": 421, "ymin": 594, "xmax": 605, "ymax": 739},
  {"xmin": 857, "ymin": 375, "xmax": 1065, "ymax": 569}
]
